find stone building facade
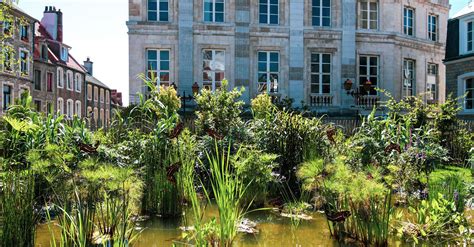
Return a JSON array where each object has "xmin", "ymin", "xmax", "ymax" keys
[
  {"xmin": 33, "ymin": 6, "xmax": 86, "ymax": 119},
  {"xmin": 0, "ymin": 3, "xmax": 36, "ymax": 115},
  {"xmin": 445, "ymin": 2, "xmax": 474, "ymax": 118},
  {"xmin": 128, "ymin": 0, "xmax": 449, "ymax": 113},
  {"xmin": 83, "ymin": 58, "xmax": 114, "ymax": 129}
]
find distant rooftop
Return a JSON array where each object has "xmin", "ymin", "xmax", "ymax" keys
[{"xmin": 453, "ymin": 0, "xmax": 474, "ymax": 19}]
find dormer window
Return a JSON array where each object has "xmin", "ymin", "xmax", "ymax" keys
[
  {"xmin": 41, "ymin": 44, "xmax": 48, "ymax": 60},
  {"xmin": 61, "ymin": 46, "xmax": 69, "ymax": 61}
]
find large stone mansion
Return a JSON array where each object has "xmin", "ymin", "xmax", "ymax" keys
[{"xmin": 128, "ymin": 0, "xmax": 449, "ymax": 113}]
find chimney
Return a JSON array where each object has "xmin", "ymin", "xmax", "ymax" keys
[
  {"xmin": 83, "ymin": 57, "xmax": 93, "ymax": 75},
  {"xmin": 41, "ymin": 6, "xmax": 63, "ymax": 42}
]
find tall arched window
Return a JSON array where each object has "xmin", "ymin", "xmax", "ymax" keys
[
  {"xmin": 57, "ymin": 97, "xmax": 64, "ymax": 114},
  {"xmin": 66, "ymin": 99, "xmax": 74, "ymax": 118},
  {"xmin": 66, "ymin": 70, "xmax": 73, "ymax": 90},
  {"xmin": 75, "ymin": 100, "xmax": 82, "ymax": 117}
]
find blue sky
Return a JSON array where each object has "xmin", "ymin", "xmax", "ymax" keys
[{"xmin": 17, "ymin": 0, "xmax": 470, "ymax": 106}]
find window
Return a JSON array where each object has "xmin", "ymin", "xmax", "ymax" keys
[
  {"xmin": 465, "ymin": 78, "xmax": 474, "ymax": 110},
  {"xmin": 100, "ymin": 89, "xmax": 104, "ymax": 103},
  {"xmin": 468, "ymin": 22, "xmax": 473, "ymax": 52},
  {"xmin": 148, "ymin": 0, "xmax": 169, "ymax": 22},
  {"xmin": 404, "ymin": 7, "xmax": 415, "ymax": 36},
  {"xmin": 428, "ymin": 14, "xmax": 437, "ymax": 42},
  {"xmin": 41, "ymin": 44, "xmax": 48, "ymax": 60},
  {"xmin": 106, "ymin": 109, "xmax": 110, "ymax": 125},
  {"xmin": 94, "ymin": 86, "xmax": 99, "ymax": 102},
  {"xmin": 202, "ymin": 50, "xmax": 225, "ymax": 91},
  {"xmin": 257, "ymin": 51, "xmax": 279, "ymax": 93},
  {"xmin": 100, "ymin": 109, "xmax": 105, "ymax": 127},
  {"xmin": 20, "ymin": 25, "xmax": 29, "ymax": 41},
  {"xmin": 147, "ymin": 49, "xmax": 170, "ymax": 87},
  {"xmin": 204, "ymin": 0, "xmax": 224, "ymax": 22},
  {"xmin": 20, "ymin": 50, "xmax": 29, "ymax": 76},
  {"xmin": 87, "ymin": 84, "xmax": 93, "ymax": 100},
  {"xmin": 94, "ymin": 107, "xmax": 98, "ymax": 124},
  {"xmin": 61, "ymin": 47, "xmax": 68, "ymax": 61},
  {"xmin": 359, "ymin": 0, "xmax": 378, "ymax": 30},
  {"xmin": 311, "ymin": 53, "xmax": 331, "ymax": 94},
  {"xmin": 66, "ymin": 71, "xmax": 73, "ymax": 90},
  {"xmin": 34, "ymin": 100, "xmax": 41, "ymax": 112},
  {"xmin": 259, "ymin": 0, "xmax": 279, "ymax": 25},
  {"xmin": 47, "ymin": 102, "xmax": 53, "ymax": 115},
  {"xmin": 426, "ymin": 63, "xmax": 438, "ymax": 103},
  {"xmin": 312, "ymin": 0, "xmax": 331, "ymax": 27},
  {"xmin": 75, "ymin": 74, "xmax": 81, "ymax": 92},
  {"xmin": 3, "ymin": 21, "xmax": 12, "ymax": 36},
  {"xmin": 75, "ymin": 101, "xmax": 82, "ymax": 118},
  {"xmin": 3, "ymin": 46, "xmax": 12, "ymax": 71},
  {"xmin": 87, "ymin": 106, "xmax": 92, "ymax": 117},
  {"xmin": 57, "ymin": 68, "xmax": 64, "ymax": 88},
  {"xmin": 403, "ymin": 59, "xmax": 416, "ymax": 97},
  {"xmin": 66, "ymin": 99, "xmax": 74, "ymax": 118},
  {"xmin": 34, "ymin": 70, "xmax": 41, "ymax": 90},
  {"xmin": 57, "ymin": 98, "xmax": 64, "ymax": 115},
  {"xmin": 47, "ymin": 72, "xmax": 53, "ymax": 92},
  {"xmin": 359, "ymin": 55, "xmax": 379, "ymax": 95},
  {"xmin": 2, "ymin": 84, "xmax": 12, "ymax": 111},
  {"xmin": 106, "ymin": 91, "xmax": 110, "ymax": 104}
]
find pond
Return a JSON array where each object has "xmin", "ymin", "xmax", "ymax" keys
[{"xmin": 36, "ymin": 204, "xmax": 473, "ymax": 246}]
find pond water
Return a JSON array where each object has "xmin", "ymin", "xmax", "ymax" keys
[{"xmin": 35, "ymin": 206, "xmax": 474, "ymax": 247}]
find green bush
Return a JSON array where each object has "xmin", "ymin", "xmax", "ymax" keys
[{"xmin": 195, "ymin": 80, "xmax": 245, "ymax": 139}]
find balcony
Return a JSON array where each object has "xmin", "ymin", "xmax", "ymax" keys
[
  {"xmin": 356, "ymin": 95, "xmax": 379, "ymax": 108},
  {"xmin": 309, "ymin": 94, "xmax": 334, "ymax": 107}
]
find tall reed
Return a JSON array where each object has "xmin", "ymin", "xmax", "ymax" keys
[{"xmin": 0, "ymin": 171, "xmax": 37, "ymax": 247}]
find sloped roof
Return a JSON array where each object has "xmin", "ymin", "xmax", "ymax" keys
[
  {"xmin": 453, "ymin": 1, "xmax": 474, "ymax": 19},
  {"xmin": 86, "ymin": 74, "xmax": 110, "ymax": 89},
  {"xmin": 34, "ymin": 22, "xmax": 86, "ymax": 73}
]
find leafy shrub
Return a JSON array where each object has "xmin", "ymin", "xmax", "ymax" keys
[
  {"xmin": 397, "ymin": 193, "xmax": 471, "ymax": 243},
  {"xmin": 195, "ymin": 80, "xmax": 245, "ymax": 139},
  {"xmin": 232, "ymin": 146, "xmax": 278, "ymax": 205},
  {"xmin": 251, "ymin": 93, "xmax": 275, "ymax": 120},
  {"xmin": 428, "ymin": 167, "xmax": 472, "ymax": 213}
]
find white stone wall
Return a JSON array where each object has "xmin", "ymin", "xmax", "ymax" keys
[{"xmin": 128, "ymin": 0, "xmax": 449, "ymax": 107}]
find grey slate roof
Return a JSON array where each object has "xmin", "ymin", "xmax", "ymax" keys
[{"xmin": 86, "ymin": 74, "xmax": 110, "ymax": 89}]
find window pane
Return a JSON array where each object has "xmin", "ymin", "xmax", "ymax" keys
[
  {"xmin": 148, "ymin": 0, "xmax": 157, "ymax": 10},
  {"xmin": 258, "ymin": 52, "xmax": 267, "ymax": 62},
  {"xmin": 215, "ymin": 13, "xmax": 224, "ymax": 22},
  {"xmin": 270, "ymin": 62, "xmax": 278, "ymax": 72},
  {"xmin": 270, "ymin": 14, "xmax": 278, "ymax": 24}
]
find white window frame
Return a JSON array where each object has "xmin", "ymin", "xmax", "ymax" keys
[
  {"xmin": 312, "ymin": 0, "xmax": 331, "ymax": 27},
  {"xmin": 87, "ymin": 84, "xmax": 93, "ymax": 100},
  {"xmin": 47, "ymin": 71, "xmax": 54, "ymax": 92},
  {"xmin": 61, "ymin": 46, "xmax": 68, "ymax": 61},
  {"xmin": 358, "ymin": 55, "xmax": 380, "ymax": 96},
  {"xmin": 202, "ymin": 49, "xmax": 226, "ymax": 92},
  {"xmin": 403, "ymin": 7, "xmax": 415, "ymax": 36},
  {"xmin": 203, "ymin": 0, "xmax": 225, "ymax": 23},
  {"xmin": 359, "ymin": 0, "xmax": 378, "ymax": 30},
  {"xmin": 66, "ymin": 70, "xmax": 73, "ymax": 90},
  {"xmin": 94, "ymin": 86, "xmax": 99, "ymax": 102},
  {"xmin": 403, "ymin": 59, "xmax": 416, "ymax": 97},
  {"xmin": 57, "ymin": 67, "xmax": 64, "ymax": 88},
  {"xmin": 461, "ymin": 19, "xmax": 474, "ymax": 54},
  {"xmin": 66, "ymin": 99, "xmax": 74, "ymax": 119},
  {"xmin": 20, "ymin": 24, "xmax": 29, "ymax": 41},
  {"xmin": 147, "ymin": 0, "xmax": 169, "ymax": 22},
  {"xmin": 57, "ymin": 97, "xmax": 64, "ymax": 115},
  {"xmin": 257, "ymin": 51, "xmax": 280, "ymax": 94},
  {"xmin": 19, "ymin": 48, "xmax": 30, "ymax": 77},
  {"xmin": 74, "ymin": 73, "xmax": 82, "ymax": 92},
  {"xmin": 100, "ymin": 88, "xmax": 104, "ymax": 103},
  {"xmin": 106, "ymin": 90, "xmax": 110, "ymax": 104},
  {"xmin": 259, "ymin": 0, "xmax": 279, "ymax": 25},
  {"xmin": 428, "ymin": 14, "xmax": 438, "ymax": 42},
  {"xmin": 426, "ymin": 63, "xmax": 438, "ymax": 103},
  {"xmin": 310, "ymin": 53, "xmax": 332, "ymax": 95},
  {"xmin": 75, "ymin": 100, "xmax": 82, "ymax": 118},
  {"xmin": 146, "ymin": 49, "xmax": 171, "ymax": 87}
]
